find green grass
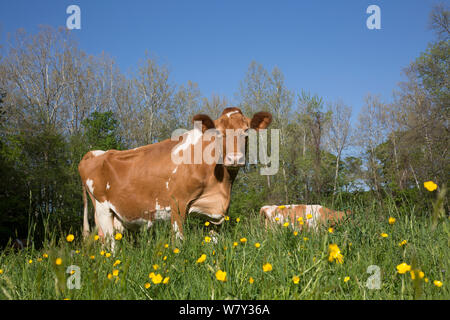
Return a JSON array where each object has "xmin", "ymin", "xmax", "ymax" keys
[{"xmin": 0, "ymin": 199, "xmax": 448, "ymax": 300}]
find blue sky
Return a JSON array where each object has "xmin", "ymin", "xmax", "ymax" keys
[{"xmin": 0, "ymin": 0, "xmax": 440, "ymax": 123}]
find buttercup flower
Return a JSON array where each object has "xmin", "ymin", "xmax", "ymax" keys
[
  {"xmin": 278, "ymin": 205, "xmax": 286, "ymax": 209},
  {"xmin": 262, "ymin": 263, "xmax": 273, "ymax": 272},
  {"xmin": 173, "ymin": 248, "xmax": 180, "ymax": 254},
  {"xmin": 151, "ymin": 274, "xmax": 163, "ymax": 284},
  {"xmin": 215, "ymin": 270, "xmax": 227, "ymax": 282},
  {"xmin": 55, "ymin": 258, "xmax": 62, "ymax": 265},
  {"xmin": 380, "ymin": 233, "xmax": 388, "ymax": 238},
  {"xmin": 112, "ymin": 269, "xmax": 119, "ymax": 277},
  {"xmin": 283, "ymin": 222, "xmax": 289, "ymax": 227},
  {"xmin": 144, "ymin": 282, "xmax": 151, "ymax": 289},
  {"xmin": 396, "ymin": 263, "xmax": 411, "ymax": 274},
  {"xmin": 249, "ymin": 277, "xmax": 254, "ymax": 284},
  {"xmin": 236, "ymin": 218, "xmax": 240, "ymax": 223},
  {"xmin": 94, "ymin": 235, "xmax": 99, "ymax": 241},
  {"xmin": 163, "ymin": 277, "xmax": 170, "ymax": 284},
  {"xmin": 399, "ymin": 240, "xmax": 408, "ymax": 247},
  {"xmin": 410, "ymin": 270, "xmax": 425, "ymax": 280},
  {"xmin": 306, "ymin": 214, "xmax": 313, "ymax": 220},
  {"xmin": 240, "ymin": 238, "xmax": 247, "ymax": 243},
  {"xmin": 196, "ymin": 254, "xmax": 206, "ymax": 264},
  {"xmin": 113, "ymin": 260, "xmax": 121, "ymax": 267},
  {"xmin": 328, "ymin": 227, "xmax": 334, "ymax": 233},
  {"xmin": 433, "ymin": 280, "xmax": 443, "ymax": 287},
  {"xmin": 66, "ymin": 234, "xmax": 74, "ymax": 242},
  {"xmin": 254, "ymin": 242, "xmax": 261, "ymax": 248},
  {"xmin": 388, "ymin": 217, "xmax": 396, "ymax": 225},
  {"xmin": 344, "ymin": 276, "xmax": 350, "ymax": 282},
  {"xmin": 424, "ymin": 181, "xmax": 438, "ymax": 192},
  {"xmin": 114, "ymin": 233, "xmax": 123, "ymax": 241},
  {"xmin": 204, "ymin": 236, "xmax": 211, "ymax": 243},
  {"xmin": 328, "ymin": 244, "xmax": 344, "ymax": 264},
  {"xmin": 292, "ymin": 276, "xmax": 300, "ymax": 284}
]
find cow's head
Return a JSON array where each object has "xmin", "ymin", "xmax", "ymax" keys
[{"xmin": 193, "ymin": 107, "xmax": 272, "ymax": 167}]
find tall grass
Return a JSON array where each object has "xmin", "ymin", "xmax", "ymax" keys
[{"xmin": 0, "ymin": 194, "xmax": 448, "ymax": 300}]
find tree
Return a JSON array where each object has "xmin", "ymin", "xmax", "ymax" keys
[
  {"xmin": 326, "ymin": 100, "xmax": 352, "ymax": 195},
  {"xmin": 81, "ymin": 111, "xmax": 122, "ymax": 151}
]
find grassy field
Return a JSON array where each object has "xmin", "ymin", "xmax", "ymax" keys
[{"xmin": 0, "ymin": 197, "xmax": 448, "ymax": 300}]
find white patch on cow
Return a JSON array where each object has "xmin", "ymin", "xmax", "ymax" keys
[
  {"xmin": 86, "ymin": 179, "xmax": 94, "ymax": 194},
  {"xmin": 261, "ymin": 205, "xmax": 277, "ymax": 219},
  {"xmin": 166, "ymin": 180, "xmax": 169, "ymax": 190},
  {"xmin": 106, "ymin": 182, "xmax": 110, "ymax": 190},
  {"xmin": 226, "ymin": 110, "xmax": 239, "ymax": 118},
  {"xmin": 92, "ymin": 150, "xmax": 106, "ymax": 157},
  {"xmin": 95, "ymin": 200, "xmax": 115, "ymax": 251},
  {"xmin": 172, "ymin": 127, "xmax": 202, "ymax": 154},
  {"xmin": 172, "ymin": 166, "xmax": 178, "ymax": 174},
  {"xmin": 173, "ymin": 222, "xmax": 183, "ymax": 240}
]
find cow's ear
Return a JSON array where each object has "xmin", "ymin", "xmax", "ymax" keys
[
  {"xmin": 192, "ymin": 114, "xmax": 216, "ymax": 133},
  {"xmin": 250, "ymin": 112, "xmax": 272, "ymax": 130}
]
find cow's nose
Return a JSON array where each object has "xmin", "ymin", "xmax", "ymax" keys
[{"xmin": 225, "ymin": 152, "xmax": 245, "ymax": 166}]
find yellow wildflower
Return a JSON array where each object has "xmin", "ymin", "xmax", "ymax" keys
[
  {"xmin": 113, "ymin": 260, "xmax": 121, "ymax": 267},
  {"xmin": 344, "ymin": 276, "xmax": 350, "ymax": 282},
  {"xmin": 328, "ymin": 227, "xmax": 334, "ymax": 233},
  {"xmin": 293, "ymin": 231, "xmax": 298, "ymax": 236},
  {"xmin": 224, "ymin": 216, "xmax": 230, "ymax": 221},
  {"xmin": 278, "ymin": 205, "xmax": 286, "ymax": 209},
  {"xmin": 152, "ymin": 274, "xmax": 163, "ymax": 284},
  {"xmin": 283, "ymin": 222, "xmax": 289, "ymax": 227},
  {"xmin": 105, "ymin": 253, "xmax": 111, "ymax": 258},
  {"xmin": 112, "ymin": 269, "xmax": 119, "ymax": 277},
  {"xmin": 410, "ymin": 270, "xmax": 425, "ymax": 280},
  {"xmin": 163, "ymin": 277, "xmax": 170, "ymax": 284},
  {"xmin": 328, "ymin": 244, "xmax": 344, "ymax": 264},
  {"xmin": 262, "ymin": 263, "xmax": 273, "ymax": 272},
  {"xmin": 107, "ymin": 273, "xmax": 113, "ymax": 280},
  {"xmin": 144, "ymin": 282, "xmax": 151, "ymax": 289},
  {"xmin": 28, "ymin": 259, "xmax": 33, "ymax": 264},
  {"xmin": 424, "ymin": 181, "xmax": 438, "ymax": 192},
  {"xmin": 254, "ymin": 242, "xmax": 261, "ymax": 248},
  {"xmin": 249, "ymin": 277, "xmax": 254, "ymax": 284},
  {"xmin": 388, "ymin": 217, "xmax": 396, "ymax": 225},
  {"xmin": 164, "ymin": 243, "xmax": 169, "ymax": 248},
  {"xmin": 380, "ymin": 233, "xmax": 388, "ymax": 238},
  {"xmin": 43, "ymin": 253, "xmax": 48, "ymax": 258},
  {"xmin": 233, "ymin": 242, "xmax": 238, "ymax": 247},
  {"xmin": 205, "ymin": 221, "xmax": 210, "ymax": 227},
  {"xmin": 396, "ymin": 263, "xmax": 411, "ymax": 274},
  {"xmin": 114, "ymin": 233, "xmax": 123, "ymax": 241},
  {"xmin": 433, "ymin": 280, "xmax": 443, "ymax": 287},
  {"xmin": 204, "ymin": 236, "xmax": 211, "ymax": 243},
  {"xmin": 240, "ymin": 237, "xmax": 247, "ymax": 243},
  {"xmin": 149, "ymin": 272, "xmax": 155, "ymax": 279},
  {"xmin": 215, "ymin": 270, "xmax": 227, "ymax": 282},
  {"xmin": 196, "ymin": 254, "xmax": 207, "ymax": 264},
  {"xmin": 173, "ymin": 248, "xmax": 180, "ymax": 254},
  {"xmin": 55, "ymin": 258, "xmax": 62, "ymax": 266},
  {"xmin": 153, "ymin": 264, "xmax": 159, "ymax": 270},
  {"xmin": 236, "ymin": 217, "xmax": 240, "ymax": 223},
  {"xmin": 66, "ymin": 234, "xmax": 75, "ymax": 242},
  {"xmin": 100, "ymin": 250, "xmax": 105, "ymax": 256},
  {"xmin": 306, "ymin": 214, "xmax": 313, "ymax": 220},
  {"xmin": 292, "ymin": 276, "xmax": 300, "ymax": 284},
  {"xmin": 94, "ymin": 235, "xmax": 99, "ymax": 241},
  {"xmin": 399, "ymin": 240, "xmax": 408, "ymax": 246}
]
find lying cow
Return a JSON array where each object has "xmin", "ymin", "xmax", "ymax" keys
[
  {"xmin": 79, "ymin": 107, "xmax": 272, "ymax": 247},
  {"xmin": 260, "ymin": 204, "xmax": 352, "ymax": 231}
]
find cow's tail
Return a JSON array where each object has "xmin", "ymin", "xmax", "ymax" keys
[{"xmin": 82, "ymin": 184, "xmax": 90, "ymax": 238}]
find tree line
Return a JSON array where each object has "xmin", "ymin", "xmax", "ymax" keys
[{"xmin": 0, "ymin": 5, "xmax": 448, "ymax": 246}]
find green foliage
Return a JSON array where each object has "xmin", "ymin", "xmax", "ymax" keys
[{"xmin": 81, "ymin": 111, "xmax": 123, "ymax": 151}]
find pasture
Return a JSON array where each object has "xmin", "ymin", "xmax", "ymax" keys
[{"xmin": 0, "ymin": 195, "xmax": 448, "ymax": 300}]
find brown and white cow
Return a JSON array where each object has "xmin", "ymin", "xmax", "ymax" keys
[
  {"xmin": 78, "ymin": 107, "xmax": 272, "ymax": 246},
  {"xmin": 260, "ymin": 204, "xmax": 352, "ymax": 231}
]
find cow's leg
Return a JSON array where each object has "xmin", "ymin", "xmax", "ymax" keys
[
  {"xmin": 95, "ymin": 200, "xmax": 116, "ymax": 252},
  {"xmin": 82, "ymin": 185, "xmax": 90, "ymax": 238}
]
